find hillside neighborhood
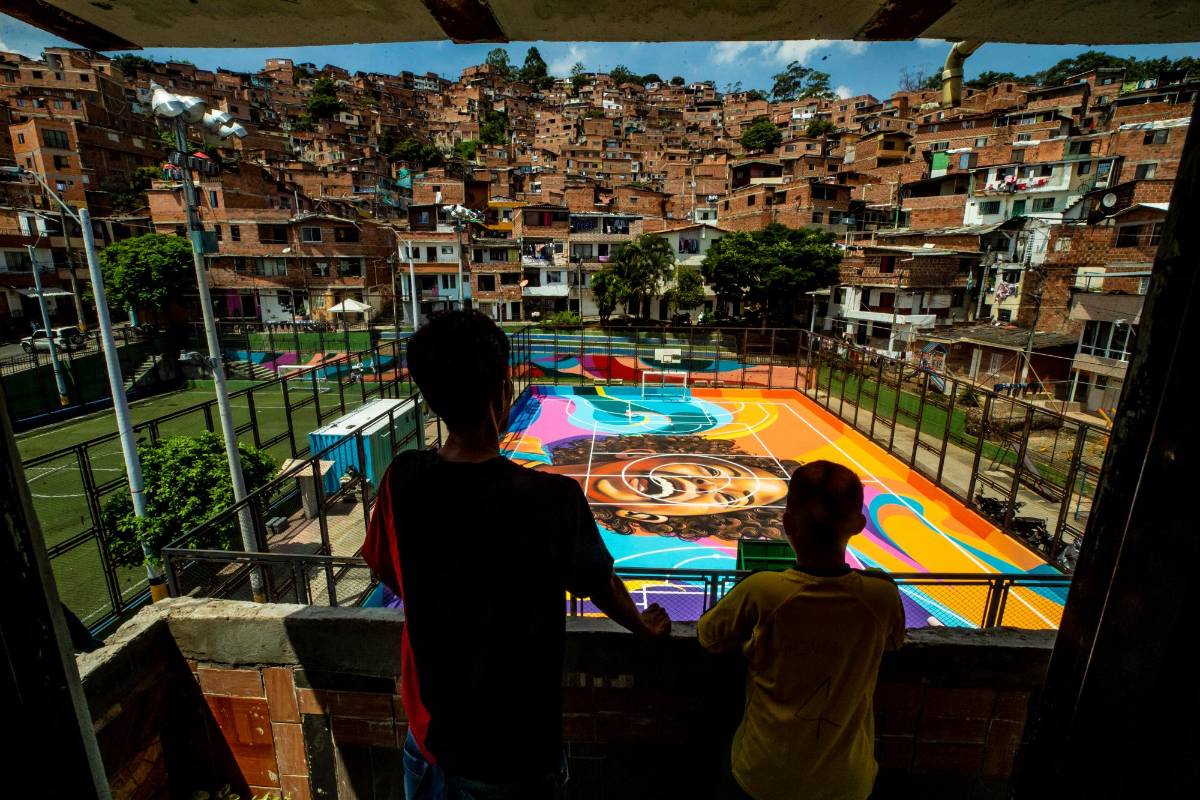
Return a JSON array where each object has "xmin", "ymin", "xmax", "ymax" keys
[{"xmin": 0, "ymin": 46, "xmax": 1193, "ymax": 417}]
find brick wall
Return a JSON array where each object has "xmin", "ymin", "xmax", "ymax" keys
[
  {"xmin": 82, "ymin": 600, "xmax": 1055, "ymax": 800},
  {"xmin": 902, "ymin": 194, "xmax": 968, "ymax": 229}
]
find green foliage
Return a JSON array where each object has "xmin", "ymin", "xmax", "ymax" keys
[
  {"xmin": 102, "ymin": 433, "xmax": 277, "ymax": 568},
  {"xmin": 97, "ymin": 233, "xmax": 194, "ymax": 312},
  {"xmin": 570, "ymin": 62, "xmax": 589, "ymax": 92},
  {"xmin": 390, "ymin": 138, "xmax": 443, "ymax": 168},
  {"xmin": 670, "ymin": 76, "xmax": 686, "ymax": 86},
  {"xmin": 479, "ymin": 109, "xmax": 509, "ymax": 145},
  {"xmin": 519, "ymin": 47, "xmax": 553, "ymax": 89},
  {"xmin": 589, "ymin": 269, "xmax": 624, "ymax": 324},
  {"xmin": 111, "ymin": 53, "xmax": 154, "ymax": 75},
  {"xmin": 959, "ymin": 385, "xmax": 982, "ymax": 408},
  {"xmin": 307, "ymin": 76, "xmax": 344, "ymax": 120},
  {"xmin": 964, "ymin": 70, "xmax": 1026, "ymax": 89},
  {"xmin": 664, "ymin": 267, "xmax": 706, "ymax": 314},
  {"xmin": 101, "ymin": 166, "xmax": 164, "ymax": 214},
  {"xmin": 452, "ymin": 139, "xmax": 480, "ymax": 162},
  {"xmin": 804, "ymin": 119, "xmax": 837, "ymax": 139},
  {"xmin": 770, "ymin": 61, "xmax": 834, "ymax": 101},
  {"xmin": 539, "ymin": 310, "xmax": 582, "ymax": 329},
  {"xmin": 701, "ymin": 223, "xmax": 842, "ymax": 323},
  {"xmin": 292, "ymin": 113, "xmax": 315, "ymax": 132},
  {"xmin": 583, "ymin": 108, "xmax": 606, "ymax": 119},
  {"xmin": 739, "ymin": 117, "xmax": 783, "ymax": 151},
  {"xmin": 609, "ymin": 65, "xmax": 637, "ymax": 85},
  {"xmin": 611, "ymin": 234, "xmax": 675, "ymax": 317},
  {"xmin": 745, "ymin": 89, "xmax": 769, "ymax": 101},
  {"xmin": 641, "ymin": 73, "xmax": 663, "ymax": 85},
  {"xmin": 485, "ymin": 48, "xmax": 516, "ymax": 80},
  {"xmin": 1037, "ymin": 50, "xmax": 1198, "ymax": 86}
]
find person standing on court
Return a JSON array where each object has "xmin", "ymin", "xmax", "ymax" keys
[
  {"xmin": 698, "ymin": 460, "xmax": 905, "ymax": 800},
  {"xmin": 364, "ymin": 310, "xmax": 671, "ymax": 800}
]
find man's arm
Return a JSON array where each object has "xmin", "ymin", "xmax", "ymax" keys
[
  {"xmin": 589, "ymin": 572, "xmax": 671, "ymax": 640},
  {"xmin": 362, "ymin": 466, "xmax": 400, "ymax": 595},
  {"xmin": 697, "ymin": 573, "xmax": 762, "ymax": 653}
]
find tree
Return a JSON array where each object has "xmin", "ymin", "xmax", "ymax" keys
[
  {"xmin": 101, "ymin": 433, "xmax": 277, "ymax": 568},
  {"xmin": 701, "ymin": 224, "xmax": 841, "ymax": 324},
  {"xmin": 519, "ymin": 47, "xmax": 552, "ymax": 88},
  {"xmin": 804, "ymin": 118, "xmax": 837, "ymax": 138},
  {"xmin": 570, "ymin": 62, "xmax": 589, "ymax": 92},
  {"xmin": 111, "ymin": 53, "xmax": 154, "ymax": 75},
  {"xmin": 590, "ymin": 269, "xmax": 625, "ymax": 324},
  {"xmin": 670, "ymin": 75, "xmax": 686, "ymax": 86},
  {"xmin": 390, "ymin": 138, "xmax": 443, "ymax": 168},
  {"xmin": 964, "ymin": 70, "xmax": 1025, "ymax": 89},
  {"xmin": 452, "ymin": 139, "xmax": 480, "ymax": 162},
  {"xmin": 745, "ymin": 89, "xmax": 769, "ymax": 102},
  {"xmin": 479, "ymin": 109, "xmax": 509, "ymax": 145},
  {"xmin": 485, "ymin": 48, "xmax": 515, "ymax": 80},
  {"xmin": 101, "ymin": 166, "xmax": 163, "ymax": 214},
  {"xmin": 97, "ymin": 233, "xmax": 195, "ymax": 314},
  {"xmin": 609, "ymin": 65, "xmax": 637, "ymax": 85},
  {"xmin": 739, "ymin": 117, "xmax": 783, "ymax": 152},
  {"xmin": 583, "ymin": 108, "xmax": 606, "ymax": 119},
  {"xmin": 612, "ymin": 234, "xmax": 675, "ymax": 318},
  {"xmin": 307, "ymin": 76, "xmax": 344, "ymax": 120},
  {"xmin": 771, "ymin": 61, "xmax": 834, "ymax": 101},
  {"xmin": 641, "ymin": 73, "xmax": 663, "ymax": 85},
  {"xmin": 664, "ymin": 268, "xmax": 706, "ymax": 315},
  {"xmin": 899, "ymin": 66, "xmax": 938, "ymax": 92}
]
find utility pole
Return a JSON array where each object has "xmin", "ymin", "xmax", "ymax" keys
[
  {"xmin": 26, "ymin": 243, "xmax": 69, "ymax": 406},
  {"xmin": 59, "ymin": 209, "xmax": 87, "ymax": 330},
  {"xmin": 1021, "ymin": 263, "xmax": 1046, "ymax": 384}
]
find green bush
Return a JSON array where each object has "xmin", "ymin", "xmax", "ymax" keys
[
  {"xmin": 102, "ymin": 432, "xmax": 277, "ymax": 568},
  {"xmin": 539, "ymin": 311, "xmax": 582, "ymax": 329}
]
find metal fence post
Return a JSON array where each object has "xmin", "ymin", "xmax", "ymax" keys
[
  {"xmin": 1003, "ymin": 407, "xmax": 1036, "ymax": 530},
  {"xmin": 1053, "ymin": 425, "xmax": 1089, "ymax": 555},
  {"xmin": 967, "ymin": 393, "xmax": 994, "ymax": 504},
  {"xmin": 936, "ymin": 377, "xmax": 958, "ymax": 485},
  {"xmin": 910, "ymin": 370, "xmax": 930, "ymax": 467}
]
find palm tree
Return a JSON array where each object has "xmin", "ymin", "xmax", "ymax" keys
[{"xmin": 613, "ymin": 234, "xmax": 675, "ymax": 319}]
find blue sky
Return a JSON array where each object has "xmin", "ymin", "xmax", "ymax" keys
[{"xmin": 3, "ymin": 15, "xmax": 1198, "ymax": 100}]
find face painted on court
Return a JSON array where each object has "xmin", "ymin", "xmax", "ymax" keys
[{"xmin": 584, "ymin": 453, "xmax": 789, "ymax": 522}]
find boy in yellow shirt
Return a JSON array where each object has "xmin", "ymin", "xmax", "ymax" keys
[{"xmin": 698, "ymin": 461, "xmax": 905, "ymax": 800}]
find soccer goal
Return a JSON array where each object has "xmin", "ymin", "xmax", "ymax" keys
[
  {"xmin": 278, "ymin": 364, "xmax": 333, "ymax": 393},
  {"xmin": 640, "ymin": 369, "xmax": 690, "ymax": 400}
]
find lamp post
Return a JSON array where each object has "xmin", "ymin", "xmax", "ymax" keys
[
  {"xmin": 149, "ymin": 83, "xmax": 266, "ymax": 601},
  {"xmin": 1, "ymin": 165, "xmax": 166, "ymax": 599},
  {"xmin": 25, "ymin": 213, "xmax": 69, "ymax": 406},
  {"xmin": 447, "ymin": 204, "xmax": 480, "ymax": 311}
]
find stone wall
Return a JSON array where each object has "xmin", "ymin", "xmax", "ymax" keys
[{"xmin": 81, "ymin": 599, "xmax": 1055, "ymax": 800}]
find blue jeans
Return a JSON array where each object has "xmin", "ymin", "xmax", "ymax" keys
[{"xmin": 402, "ymin": 732, "xmax": 568, "ymax": 800}]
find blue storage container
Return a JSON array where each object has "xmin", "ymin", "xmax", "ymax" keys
[{"xmin": 307, "ymin": 398, "xmax": 422, "ymax": 494}]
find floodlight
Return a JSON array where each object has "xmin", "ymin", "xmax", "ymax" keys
[
  {"xmin": 179, "ymin": 95, "xmax": 208, "ymax": 123},
  {"xmin": 150, "ymin": 83, "xmax": 186, "ymax": 118},
  {"xmin": 219, "ymin": 122, "xmax": 248, "ymax": 139},
  {"xmin": 203, "ymin": 109, "xmax": 233, "ymax": 127}
]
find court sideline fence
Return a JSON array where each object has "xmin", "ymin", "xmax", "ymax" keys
[{"xmin": 24, "ymin": 323, "xmax": 1103, "ymax": 633}]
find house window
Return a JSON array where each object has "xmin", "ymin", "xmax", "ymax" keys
[
  {"xmin": 53, "ymin": 155, "xmax": 69, "ymax": 170},
  {"xmin": 929, "ymin": 141, "xmax": 949, "ymax": 151},
  {"xmin": 301, "ymin": 227, "xmax": 322, "ymax": 243},
  {"xmin": 958, "ymin": 153, "xmax": 972, "ymax": 170},
  {"xmin": 1077, "ymin": 161, "xmax": 1092, "ymax": 175},
  {"xmin": 441, "ymin": 246, "xmax": 455, "ymax": 255},
  {"xmin": 214, "ymin": 224, "xmax": 222, "ymax": 241},
  {"xmin": 338, "ymin": 258, "xmax": 363, "ymax": 277},
  {"xmin": 811, "ymin": 211, "xmax": 823, "ymax": 224},
  {"xmin": 878, "ymin": 255, "xmax": 896, "ymax": 274},
  {"xmin": 1067, "ymin": 140, "xmax": 1092, "ymax": 155},
  {"xmin": 1115, "ymin": 225, "xmax": 1143, "ymax": 247},
  {"xmin": 1016, "ymin": 133, "xmax": 1032, "ymax": 142},
  {"xmin": 1143, "ymin": 129, "xmax": 1169, "ymax": 145},
  {"xmin": 44, "ymin": 129, "xmax": 69, "ymax": 148},
  {"xmin": 477, "ymin": 275, "xmax": 496, "ymax": 291},
  {"xmin": 1135, "ymin": 163, "xmax": 1157, "ymax": 180},
  {"xmin": 1038, "ymin": 165, "xmax": 1054, "ymax": 177},
  {"xmin": 979, "ymin": 201, "xmax": 1001, "ymax": 215},
  {"xmin": 16, "ymin": 133, "xmax": 24, "ymax": 144},
  {"xmin": 254, "ymin": 258, "xmax": 288, "ymax": 276},
  {"xmin": 334, "ymin": 226, "xmax": 359, "ymax": 242},
  {"xmin": 175, "ymin": 225, "xmax": 186, "ymax": 237},
  {"xmin": 230, "ymin": 225, "xmax": 241, "ymax": 241},
  {"xmin": 208, "ymin": 190, "xmax": 219, "ymax": 207},
  {"xmin": 1011, "ymin": 149, "xmax": 1025, "ymax": 163},
  {"xmin": 746, "ymin": 195, "xmax": 756, "ymax": 206},
  {"xmin": 1032, "ymin": 198, "xmax": 1056, "ymax": 212},
  {"xmin": 1080, "ymin": 320, "xmax": 1136, "ymax": 361},
  {"xmin": 1148, "ymin": 221, "xmax": 1164, "ymax": 245},
  {"xmin": 998, "ymin": 309, "xmax": 1012, "ymax": 322}
]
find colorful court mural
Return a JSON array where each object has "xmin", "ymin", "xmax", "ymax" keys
[{"xmin": 501, "ymin": 385, "xmax": 1065, "ymax": 630}]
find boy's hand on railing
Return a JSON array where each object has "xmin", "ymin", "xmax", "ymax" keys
[{"xmin": 638, "ymin": 602, "xmax": 672, "ymax": 640}]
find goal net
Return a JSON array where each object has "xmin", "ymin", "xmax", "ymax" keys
[
  {"xmin": 278, "ymin": 364, "xmax": 332, "ymax": 393},
  {"xmin": 640, "ymin": 369, "xmax": 689, "ymax": 401}
]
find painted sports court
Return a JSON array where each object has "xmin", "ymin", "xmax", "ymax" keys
[{"xmin": 501, "ymin": 383, "xmax": 1064, "ymax": 630}]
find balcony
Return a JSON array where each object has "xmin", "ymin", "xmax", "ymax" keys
[{"xmin": 80, "ymin": 598, "xmax": 1054, "ymax": 799}]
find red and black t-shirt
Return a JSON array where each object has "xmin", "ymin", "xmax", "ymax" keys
[{"xmin": 363, "ymin": 449, "xmax": 614, "ymax": 782}]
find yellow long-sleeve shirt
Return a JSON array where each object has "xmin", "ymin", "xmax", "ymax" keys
[{"xmin": 698, "ymin": 567, "xmax": 905, "ymax": 800}]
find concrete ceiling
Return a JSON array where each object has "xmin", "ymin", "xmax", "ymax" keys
[{"xmin": 3, "ymin": 0, "xmax": 1199, "ymax": 51}]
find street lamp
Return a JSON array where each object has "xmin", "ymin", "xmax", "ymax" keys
[
  {"xmin": 25, "ymin": 210, "xmax": 69, "ymax": 406},
  {"xmin": 149, "ymin": 83, "xmax": 265, "ymax": 601},
  {"xmin": 447, "ymin": 204, "xmax": 480, "ymax": 311},
  {"xmin": 0, "ymin": 163, "xmax": 166, "ymax": 599}
]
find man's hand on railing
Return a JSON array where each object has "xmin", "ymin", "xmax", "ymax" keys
[{"xmin": 638, "ymin": 602, "xmax": 672, "ymax": 641}]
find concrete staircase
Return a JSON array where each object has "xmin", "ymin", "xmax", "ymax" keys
[
  {"xmin": 123, "ymin": 355, "xmax": 161, "ymax": 392},
  {"xmin": 226, "ymin": 359, "xmax": 275, "ymax": 381}
]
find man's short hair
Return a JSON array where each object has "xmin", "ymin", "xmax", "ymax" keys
[
  {"xmin": 407, "ymin": 311, "xmax": 509, "ymax": 430},
  {"xmin": 787, "ymin": 461, "xmax": 864, "ymax": 540}
]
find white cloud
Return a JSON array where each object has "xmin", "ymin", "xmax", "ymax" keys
[
  {"xmin": 547, "ymin": 44, "xmax": 594, "ymax": 76},
  {"xmin": 773, "ymin": 40, "xmax": 831, "ymax": 65},
  {"xmin": 713, "ymin": 41, "xmax": 764, "ymax": 65},
  {"xmin": 835, "ymin": 85, "xmax": 854, "ymax": 99},
  {"xmin": 841, "ymin": 41, "xmax": 869, "ymax": 56},
  {"xmin": 917, "ymin": 38, "xmax": 945, "ymax": 49}
]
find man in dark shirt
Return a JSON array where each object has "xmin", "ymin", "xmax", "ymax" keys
[{"xmin": 364, "ymin": 311, "xmax": 671, "ymax": 800}]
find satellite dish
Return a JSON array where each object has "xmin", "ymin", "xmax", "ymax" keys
[
  {"xmin": 1101, "ymin": 193, "xmax": 1118, "ymax": 208},
  {"xmin": 519, "ymin": 279, "xmax": 529, "ymax": 287}
]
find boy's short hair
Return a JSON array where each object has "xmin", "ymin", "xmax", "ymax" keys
[
  {"xmin": 407, "ymin": 311, "xmax": 509, "ymax": 430},
  {"xmin": 787, "ymin": 461, "xmax": 865, "ymax": 541}
]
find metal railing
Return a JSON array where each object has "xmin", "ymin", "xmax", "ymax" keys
[{"xmin": 159, "ymin": 549, "xmax": 1071, "ymax": 630}]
